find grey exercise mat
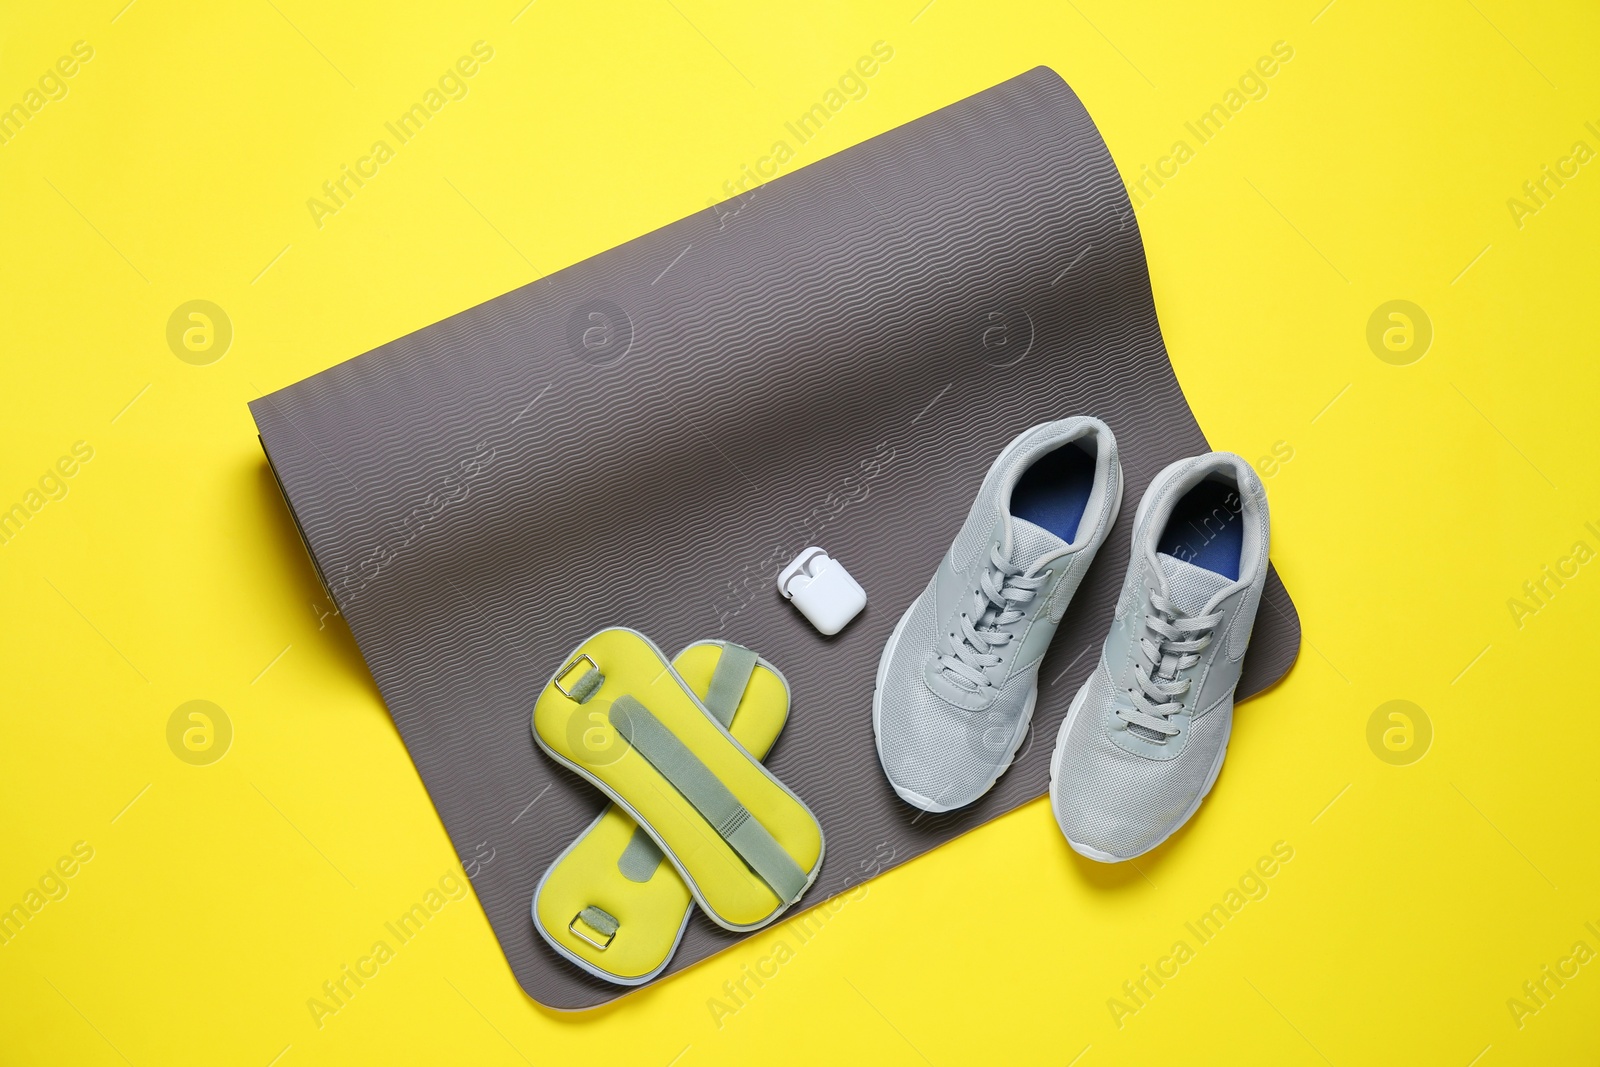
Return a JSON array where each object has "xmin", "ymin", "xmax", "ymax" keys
[{"xmin": 250, "ymin": 65, "xmax": 1301, "ymax": 1010}]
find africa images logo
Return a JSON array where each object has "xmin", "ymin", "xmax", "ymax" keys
[
  {"xmin": 566, "ymin": 299, "xmax": 633, "ymax": 365},
  {"xmin": 305, "ymin": 42, "xmax": 495, "ymax": 229},
  {"xmin": 1107, "ymin": 841, "xmax": 1295, "ymax": 1028}
]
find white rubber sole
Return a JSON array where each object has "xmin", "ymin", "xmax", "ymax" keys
[{"xmin": 1049, "ymin": 677, "xmax": 1232, "ymax": 863}]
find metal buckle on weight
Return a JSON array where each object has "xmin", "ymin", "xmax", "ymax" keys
[
  {"xmin": 569, "ymin": 911, "xmax": 616, "ymax": 950},
  {"xmin": 554, "ymin": 654, "xmax": 599, "ymax": 700}
]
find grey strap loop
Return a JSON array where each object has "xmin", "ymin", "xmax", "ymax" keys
[
  {"xmin": 617, "ymin": 826, "xmax": 664, "ymax": 882},
  {"xmin": 609, "ymin": 696, "xmax": 807, "ymax": 903},
  {"xmin": 571, "ymin": 905, "xmax": 619, "ymax": 949},
  {"xmin": 578, "ymin": 905, "xmax": 618, "ymax": 936},
  {"xmin": 554, "ymin": 654, "xmax": 603, "ymax": 704},
  {"xmin": 567, "ymin": 667, "xmax": 603, "ymax": 704},
  {"xmin": 700, "ymin": 643, "xmax": 759, "ymax": 727}
]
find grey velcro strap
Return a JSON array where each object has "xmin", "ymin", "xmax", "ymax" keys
[{"xmin": 609, "ymin": 695, "xmax": 807, "ymax": 903}]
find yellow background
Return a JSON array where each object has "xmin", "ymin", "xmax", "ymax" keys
[{"xmin": 2, "ymin": 0, "xmax": 1596, "ymax": 1063}]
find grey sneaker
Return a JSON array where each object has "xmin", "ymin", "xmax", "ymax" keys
[
  {"xmin": 874, "ymin": 418, "xmax": 1122, "ymax": 812},
  {"xmin": 1050, "ymin": 452, "xmax": 1270, "ymax": 861}
]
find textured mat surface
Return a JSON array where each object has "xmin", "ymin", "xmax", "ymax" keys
[{"xmin": 250, "ymin": 66, "xmax": 1301, "ymax": 1010}]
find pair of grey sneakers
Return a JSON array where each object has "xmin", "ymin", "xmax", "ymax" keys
[{"xmin": 872, "ymin": 417, "xmax": 1270, "ymax": 862}]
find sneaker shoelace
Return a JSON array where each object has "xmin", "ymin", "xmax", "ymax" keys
[
  {"xmin": 935, "ymin": 542, "xmax": 1048, "ymax": 693},
  {"xmin": 1117, "ymin": 589, "xmax": 1224, "ymax": 739}
]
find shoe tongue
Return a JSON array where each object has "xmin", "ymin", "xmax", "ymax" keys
[
  {"xmin": 1007, "ymin": 516, "xmax": 1069, "ymax": 572},
  {"xmin": 1157, "ymin": 552, "xmax": 1231, "ymax": 615}
]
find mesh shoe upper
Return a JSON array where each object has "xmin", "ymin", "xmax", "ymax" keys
[
  {"xmin": 1052, "ymin": 452, "xmax": 1271, "ymax": 860},
  {"xmin": 876, "ymin": 582, "xmax": 1045, "ymax": 808},
  {"xmin": 874, "ymin": 418, "xmax": 1121, "ymax": 812},
  {"xmin": 1054, "ymin": 667, "xmax": 1233, "ymax": 857}
]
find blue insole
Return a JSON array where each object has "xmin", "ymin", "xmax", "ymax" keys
[
  {"xmin": 1156, "ymin": 477, "xmax": 1243, "ymax": 580},
  {"xmin": 1010, "ymin": 442, "xmax": 1097, "ymax": 542}
]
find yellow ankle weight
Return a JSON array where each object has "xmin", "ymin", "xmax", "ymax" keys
[{"xmin": 531, "ymin": 632, "xmax": 822, "ymax": 981}]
